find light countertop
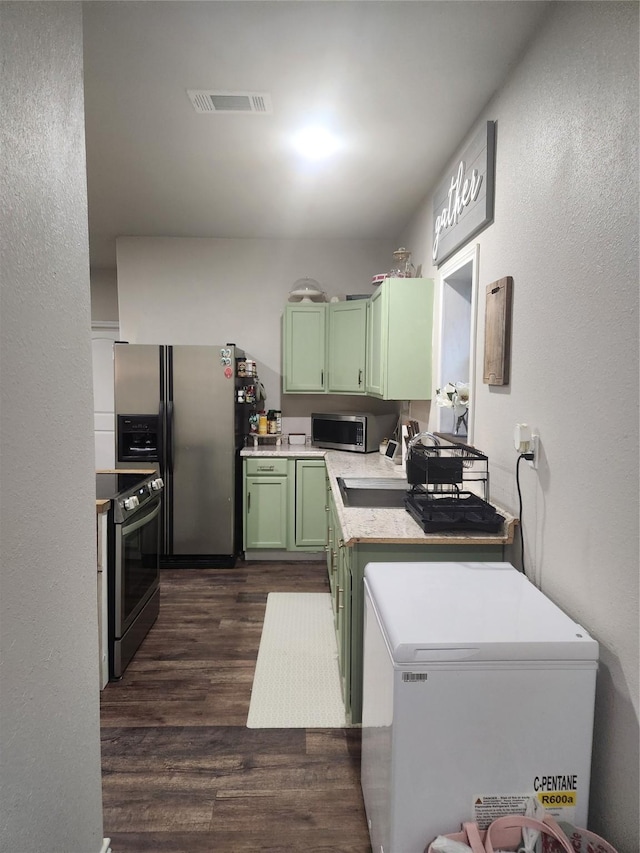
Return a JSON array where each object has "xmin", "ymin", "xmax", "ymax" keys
[
  {"xmin": 241, "ymin": 445, "xmax": 517, "ymax": 547},
  {"xmin": 241, "ymin": 446, "xmax": 325, "ymax": 458}
]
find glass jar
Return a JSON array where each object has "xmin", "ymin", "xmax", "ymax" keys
[{"xmin": 389, "ymin": 247, "xmax": 416, "ymax": 278}]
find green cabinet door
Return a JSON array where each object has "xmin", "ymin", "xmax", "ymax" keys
[
  {"xmin": 294, "ymin": 459, "xmax": 327, "ymax": 547},
  {"xmin": 327, "ymin": 301, "xmax": 367, "ymax": 394},
  {"xmin": 327, "ymin": 493, "xmax": 338, "ymax": 605},
  {"xmin": 283, "ymin": 304, "xmax": 326, "ymax": 393},
  {"xmin": 366, "ymin": 277, "xmax": 434, "ymax": 400},
  {"xmin": 365, "ymin": 291, "xmax": 384, "ymax": 396},
  {"xmin": 346, "ymin": 541, "xmax": 504, "ymax": 724},
  {"xmin": 337, "ymin": 539, "xmax": 352, "ymax": 709},
  {"xmin": 245, "ymin": 475, "xmax": 288, "ymax": 548}
]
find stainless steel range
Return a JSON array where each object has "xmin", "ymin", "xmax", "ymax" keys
[{"xmin": 96, "ymin": 472, "xmax": 164, "ymax": 679}]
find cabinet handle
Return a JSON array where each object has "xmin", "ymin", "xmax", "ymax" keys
[
  {"xmin": 320, "ymin": 369, "xmax": 324, "ymax": 385},
  {"xmin": 247, "ymin": 492, "xmax": 251, "ymax": 512},
  {"xmin": 358, "ymin": 369, "xmax": 363, "ymax": 386},
  {"xmin": 326, "ymin": 526, "xmax": 333, "ymax": 547},
  {"xmin": 337, "ymin": 586, "xmax": 344, "ymax": 610},
  {"xmin": 258, "ymin": 465, "xmax": 274, "ymax": 472},
  {"xmin": 331, "ymin": 551, "xmax": 337, "ymax": 574},
  {"xmin": 338, "ymin": 538, "xmax": 344, "ymax": 549}
]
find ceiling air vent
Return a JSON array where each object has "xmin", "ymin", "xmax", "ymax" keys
[{"xmin": 187, "ymin": 90, "xmax": 273, "ymax": 115}]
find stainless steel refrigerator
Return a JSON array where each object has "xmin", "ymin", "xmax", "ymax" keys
[{"xmin": 114, "ymin": 343, "xmax": 253, "ymax": 566}]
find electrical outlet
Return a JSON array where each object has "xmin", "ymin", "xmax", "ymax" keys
[
  {"xmin": 528, "ymin": 434, "xmax": 539, "ymax": 469},
  {"xmin": 514, "ymin": 423, "xmax": 532, "ymax": 452}
]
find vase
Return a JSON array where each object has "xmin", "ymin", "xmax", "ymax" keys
[{"xmin": 453, "ymin": 406, "xmax": 468, "ymax": 436}]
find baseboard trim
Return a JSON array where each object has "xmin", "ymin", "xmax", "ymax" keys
[{"xmin": 243, "ymin": 550, "xmax": 324, "ymax": 562}]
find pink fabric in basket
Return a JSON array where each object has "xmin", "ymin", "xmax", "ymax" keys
[
  {"xmin": 541, "ymin": 824, "xmax": 619, "ymax": 853},
  {"xmin": 426, "ymin": 815, "xmax": 619, "ymax": 853}
]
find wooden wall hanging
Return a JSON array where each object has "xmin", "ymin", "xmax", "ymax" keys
[{"xmin": 483, "ymin": 276, "xmax": 513, "ymax": 385}]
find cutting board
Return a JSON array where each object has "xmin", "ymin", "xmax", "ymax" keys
[{"xmin": 483, "ymin": 276, "xmax": 513, "ymax": 385}]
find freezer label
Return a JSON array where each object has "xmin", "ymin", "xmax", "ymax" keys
[
  {"xmin": 534, "ymin": 775, "xmax": 577, "ymax": 792},
  {"xmin": 537, "ymin": 791, "xmax": 577, "ymax": 807},
  {"xmin": 472, "ymin": 794, "xmax": 534, "ymax": 829},
  {"xmin": 534, "ymin": 775, "xmax": 578, "ymax": 809}
]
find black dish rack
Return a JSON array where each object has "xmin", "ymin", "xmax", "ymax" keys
[
  {"xmin": 404, "ymin": 491, "xmax": 505, "ymax": 533},
  {"xmin": 404, "ymin": 442, "xmax": 505, "ymax": 533}
]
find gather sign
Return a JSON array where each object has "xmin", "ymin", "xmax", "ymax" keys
[{"xmin": 432, "ymin": 121, "xmax": 496, "ymax": 267}]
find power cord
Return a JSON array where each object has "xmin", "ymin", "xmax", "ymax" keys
[{"xmin": 515, "ymin": 451, "xmax": 534, "ymax": 578}]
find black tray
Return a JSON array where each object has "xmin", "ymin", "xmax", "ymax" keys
[{"xmin": 404, "ymin": 492, "xmax": 505, "ymax": 533}]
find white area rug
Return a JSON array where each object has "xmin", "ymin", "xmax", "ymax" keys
[{"xmin": 246, "ymin": 592, "xmax": 347, "ymax": 728}]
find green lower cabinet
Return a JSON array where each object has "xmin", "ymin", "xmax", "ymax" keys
[
  {"xmin": 244, "ymin": 475, "xmax": 288, "ymax": 548},
  {"xmin": 339, "ymin": 540, "xmax": 505, "ymax": 725},
  {"xmin": 337, "ymin": 542, "xmax": 352, "ymax": 708},
  {"xmin": 244, "ymin": 457, "xmax": 327, "ymax": 555},
  {"xmin": 327, "ymin": 491, "xmax": 339, "ymax": 623},
  {"xmin": 294, "ymin": 459, "xmax": 327, "ymax": 547},
  {"xmin": 326, "ymin": 491, "xmax": 338, "ymax": 606}
]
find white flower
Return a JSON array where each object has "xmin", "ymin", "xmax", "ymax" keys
[
  {"xmin": 454, "ymin": 382, "xmax": 470, "ymax": 407},
  {"xmin": 436, "ymin": 381, "xmax": 469, "ymax": 408},
  {"xmin": 435, "ymin": 383, "xmax": 456, "ymax": 408}
]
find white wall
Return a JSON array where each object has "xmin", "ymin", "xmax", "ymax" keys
[
  {"xmin": 0, "ymin": 4, "xmax": 105, "ymax": 852},
  {"xmin": 116, "ymin": 235, "xmax": 394, "ymax": 409},
  {"xmin": 91, "ymin": 268, "xmax": 119, "ymax": 322},
  {"xmin": 403, "ymin": 3, "xmax": 639, "ymax": 849}
]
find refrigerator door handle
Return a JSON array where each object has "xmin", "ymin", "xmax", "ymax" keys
[
  {"xmin": 166, "ymin": 400, "xmax": 175, "ymax": 473},
  {"xmin": 159, "ymin": 400, "xmax": 165, "ymax": 470}
]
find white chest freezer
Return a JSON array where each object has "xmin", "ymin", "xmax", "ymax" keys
[{"xmin": 360, "ymin": 562, "xmax": 598, "ymax": 853}]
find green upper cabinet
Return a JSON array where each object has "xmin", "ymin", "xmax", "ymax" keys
[
  {"xmin": 366, "ymin": 288, "xmax": 384, "ymax": 397},
  {"xmin": 366, "ymin": 277, "xmax": 434, "ymax": 400},
  {"xmin": 283, "ymin": 301, "xmax": 367, "ymax": 395},
  {"xmin": 327, "ymin": 301, "xmax": 367, "ymax": 394},
  {"xmin": 283, "ymin": 280, "xmax": 432, "ymax": 399},
  {"xmin": 283, "ymin": 304, "xmax": 327, "ymax": 393}
]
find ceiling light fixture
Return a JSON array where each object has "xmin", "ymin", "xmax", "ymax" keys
[{"xmin": 291, "ymin": 125, "xmax": 342, "ymax": 161}]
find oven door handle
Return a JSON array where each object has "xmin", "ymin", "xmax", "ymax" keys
[{"xmin": 121, "ymin": 498, "xmax": 161, "ymax": 537}]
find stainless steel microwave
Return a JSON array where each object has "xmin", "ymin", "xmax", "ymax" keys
[{"xmin": 311, "ymin": 412, "xmax": 397, "ymax": 453}]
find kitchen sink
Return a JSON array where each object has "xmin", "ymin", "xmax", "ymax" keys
[{"xmin": 337, "ymin": 476, "xmax": 409, "ymax": 509}]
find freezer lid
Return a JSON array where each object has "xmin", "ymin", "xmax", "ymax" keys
[{"xmin": 364, "ymin": 562, "xmax": 598, "ymax": 663}]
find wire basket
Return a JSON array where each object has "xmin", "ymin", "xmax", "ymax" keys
[{"xmin": 406, "ymin": 443, "xmax": 491, "ymax": 501}]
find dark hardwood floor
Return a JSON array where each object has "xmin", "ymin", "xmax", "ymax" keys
[{"xmin": 100, "ymin": 561, "xmax": 373, "ymax": 853}]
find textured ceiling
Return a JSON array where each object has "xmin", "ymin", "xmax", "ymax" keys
[{"xmin": 82, "ymin": 1, "xmax": 550, "ymax": 268}]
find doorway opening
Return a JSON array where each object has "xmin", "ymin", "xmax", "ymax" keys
[
  {"xmin": 92, "ymin": 321, "xmax": 120, "ymax": 469},
  {"xmin": 437, "ymin": 244, "xmax": 479, "ymax": 443}
]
